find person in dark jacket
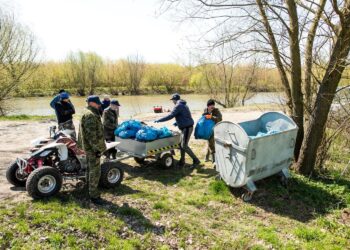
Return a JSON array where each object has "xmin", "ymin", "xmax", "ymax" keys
[
  {"xmin": 54, "ymin": 92, "xmax": 76, "ymax": 139},
  {"xmin": 50, "ymin": 89, "xmax": 66, "ymax": 122},
  {"xmin": 102, "ymin": 100, "xmax": 120, "ymax": 159},
  {"xmin": 101, "ymin": 96, "xmax": 111, "ymax": 110},
  {"xmin": 203, "ymin": 99, "xmax": 222, "ymax": 162},
  {"xmin": 155, "ymin": 93, "xmax": 200, "ymax": 168},
  {"xmin": 50, "ymin": 89, "xmax": 65, "ymax": 109}
]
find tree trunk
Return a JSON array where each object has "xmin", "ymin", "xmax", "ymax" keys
[
  {"xmin": 296, "ymin": 8, "xmax": 350, "ymax": 175},
  {"xmin": 286, "ymin": 0, "xmax": 304, "ymax": 160},
  {"xmin": 303, "ymin": 0, "xmax": 326, "ymax": 112}
]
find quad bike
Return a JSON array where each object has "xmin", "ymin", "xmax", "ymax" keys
[{"xmin": 6, "ymin": 126, "xmax": 124, "ymax": 199}]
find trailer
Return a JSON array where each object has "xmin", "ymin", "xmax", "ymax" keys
[{"xmin": 112, "ymin": 132, "xmax": 181, "ymax": 168}]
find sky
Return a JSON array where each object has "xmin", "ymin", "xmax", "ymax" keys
[{"xmin": 1, "ymin": 0, "xmax": 193, "ymax": 63}]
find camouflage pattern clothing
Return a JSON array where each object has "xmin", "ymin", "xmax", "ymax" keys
[
  {"xmin": 203, "ymin": 107, "xmax": 223, "ymax": 161},
  {"xmin": 78, "ymin": 106, "xmax": 106, "ymax": 198},
  {"xmin": 102, "ymin": 107, "xmax": 118, "ymax": 141}
]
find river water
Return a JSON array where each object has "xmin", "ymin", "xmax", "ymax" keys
[{"xmin": 6, "ymin": 93, "xmax": 283, "ymax": 118}]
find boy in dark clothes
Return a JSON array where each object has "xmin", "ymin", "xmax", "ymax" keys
[
  {"xmin": 54, "ymin": 92, "xmax": 76, "ymax": 139},
  {"xmin": 203, "ymin": 99, "xmax": 222, "ymax": 162}
]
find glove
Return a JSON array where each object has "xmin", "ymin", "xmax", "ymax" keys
[
  {"xmin": 95, "ymin": 151, "xmax": 102, "ymax": 158},
  {"xmin": 205, "ymin": 114, "xmax": 212, "ymax": 119}
]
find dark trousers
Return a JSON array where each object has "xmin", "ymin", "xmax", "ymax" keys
[
  {"xmin": 105, "ymin": 136, "xmax": 117, "ymax": 159},
  {"xmin": 206, "ymin": 135, "xmax": 215, "ymax": 160},
  {"xmin": 179, "ymin": 126, "xmax": 199, "ymax": 163}
]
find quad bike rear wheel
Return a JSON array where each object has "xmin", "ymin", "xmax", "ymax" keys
[
  {"xmin": 6, "ymin": 161, "xmax": 28, "ymax": 187},
  {"xmin": 99, "ymin": 162, "xmax": 124, "ymax": 188},
  {"xmin": 26, "ymin": 166, "xmax": 62, "ymax": 199}
]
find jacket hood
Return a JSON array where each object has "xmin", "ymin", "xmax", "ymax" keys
[{"xmin": 178, "ymin": 100, "xmax": 187, "ymax": 105}]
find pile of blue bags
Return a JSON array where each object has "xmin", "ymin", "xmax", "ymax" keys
[
  {"xmin": 194, "ymin": 116, "xmax": 215, "ymax": 140},
  {"xmin": 114, "ymin": 120, "xmax": 172, "ymax": 142}
]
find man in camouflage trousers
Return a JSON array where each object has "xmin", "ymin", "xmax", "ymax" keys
[
  {"xmin": 78, "ymin": 95, "xmax": 106, "ymax": 205},
  {"xmin": 102, "ymin": 99, "xmax": 120, "ymax": 159},
  {"xmin": 203, "ymin": 99, "xmax": 222, "ymax": 163}
]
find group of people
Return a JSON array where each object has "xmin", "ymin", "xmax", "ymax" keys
[
  {"xmin": 154, "ymin": 94, "xmax": 222, "ymax": 168},
  {"xmin": 50, "ymin": 90, "xmax": 222, "ymax": 205}
]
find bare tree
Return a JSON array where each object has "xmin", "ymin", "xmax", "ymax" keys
[
  {"xmin": 126, "ymin": 54, "xmax": 145, "ymax": 94},
  {"xmin": 161, "ymin": 0, "xmax": 350, "ymax": 175},
  {"xmin": 66, "ymin": 51, "xmax": 103, "ymax": 95},
  {"xmin": 0, "ymin": 12, "xmax": 39, "ymax": 115}
]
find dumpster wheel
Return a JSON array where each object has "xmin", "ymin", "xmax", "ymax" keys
[
  {"xmin": 241, "ymin": 192, "xmax": 254, "ymax": 202},
  {"xmin": 280, "ymin": 175, "xmax": 289, "ymax": 188}
]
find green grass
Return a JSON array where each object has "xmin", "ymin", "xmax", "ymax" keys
[
  {"xmin": 0, "ymin": 139, "xmax": 349, "ymax": 249},
  {"xmin": 0, "ymin": 114, "xmax": 55, "ymax": 121}
]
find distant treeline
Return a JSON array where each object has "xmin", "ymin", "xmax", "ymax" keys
[{"xmin": 13, "ymin": 51, "xmax": 285, "ymax": 97}]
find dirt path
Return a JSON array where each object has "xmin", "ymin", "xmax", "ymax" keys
[{"xmin": 0, "ymin": 110, "xmax": 269, "ymax": 200}]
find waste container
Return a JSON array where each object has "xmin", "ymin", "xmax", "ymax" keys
[{"xmin": 214, "ymin": 112, "xmax": 298, "ymax": 201}]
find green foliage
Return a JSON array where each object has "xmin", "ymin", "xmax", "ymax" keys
[{"xmin": 11, "ymin": 51, "xmax": 287, "ymax": 98}]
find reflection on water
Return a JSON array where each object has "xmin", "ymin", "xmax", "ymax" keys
[{"xmin": 6, "ymin": 93, "xmax": 283, "ymax": 117}]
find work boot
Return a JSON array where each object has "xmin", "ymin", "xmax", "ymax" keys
[
  {"xmin": 176, "ymin": 159, "xmax": 185, "ymax": 168},
  {"xmin": 90, "ymin": 197, "xmax": 106, "ymax": 205},
  {"xmin": 190, "ymin": 159, "xmax": 201, "ymax": 169}
]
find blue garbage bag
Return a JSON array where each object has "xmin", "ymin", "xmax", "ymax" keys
[
  {"xmin": 157, "ymin": 127, "xmax": 172, "ymax": 139},
  {"xmin": 136, "ymin": 126, "xmax": 158, "ymax": 141},
  {"xmin": 119, "ymin": 130, "xmax": 138, "ymax": 139},
  {"xmin": 194, "ymin": 116, "xmax": 215, "ymax": 140},
  {"xmin": 115, "ymin": 120, "xmax": 142, "ymax": 136},
  {"xmin": 249, "ymin": 130, "xmax": 278, "ymax": 139}
]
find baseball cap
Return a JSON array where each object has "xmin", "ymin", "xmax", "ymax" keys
[
  {"xmin": 170, "ymin": 93, "xmax": 180, "ymax": 101},
  {"xmin": 87, "ymin": 95, "xmax": 102, "ymax": 105},
  {"xmin": 60, "ymin": 92, "xmax": 69, "ymax": 100},
  {"xmin": 110, "ymin": 99, "xmax": 121, "ymax": 106}
]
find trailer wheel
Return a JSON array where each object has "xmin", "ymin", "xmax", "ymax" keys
[
  {"xmin": 160, "ymin": 153, "xmax": 174, "ymax": 168},
  {"xmin": 134, "ymin": 157, "xmax": 145, "ymax": 165},
  {"xmin": 6, "ymin": 161, "xmax": 28, "ymax": 187},
  {"xmin": 26, "ymin": 167, "xmax": 62, "ymax": 199},
  {"xmin": 99, "ymin": 162, "xmax": 124, "ymax": 188}
]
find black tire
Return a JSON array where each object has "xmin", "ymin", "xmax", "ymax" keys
[
  {"xmin": 6, "ymin": 161, "xmax": 28, "ymax": 187},
  {"xmin": 99, "ymin": 162, "xmax": 124, "ymax": 188},
  {"xmin": 160, "ymin": 153, "xmax": 174, "ymax": 168},
  {"xmin": 134, "ymin": 157, "xmax": 145, "ymax": 165},
  {"xmin": 26, "ymin": 166, "xmax": 62, "ymax": 199}
]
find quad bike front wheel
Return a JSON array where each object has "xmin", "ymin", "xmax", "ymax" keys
[
  {"xmin": 26, "ymin": 166, "xmax": 62, "ymax": 199},
  {"xmin": 99, "ymin": 162, "xmax": 124, "ymax": 188},
  {"xmin": 6, "ymin": 161, "xmax": 28, "ymax": 187}
]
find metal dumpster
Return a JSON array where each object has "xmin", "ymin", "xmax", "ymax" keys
[
  {"xmin": 115, "ymin": 132, "xmax": 181, "ymax": 168},
  {"xmin": 214, "ymin": 112, "xmax": 298, "ymax": 201}
]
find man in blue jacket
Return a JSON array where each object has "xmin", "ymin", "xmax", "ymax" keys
[{"xmin": 155, "ymin": 93, "xmax": 200, "ymax": 168}]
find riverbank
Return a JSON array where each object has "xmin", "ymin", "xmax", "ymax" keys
[{"xmin": 0, "ymin": 109, "xmax": 348, "ymax": 249}]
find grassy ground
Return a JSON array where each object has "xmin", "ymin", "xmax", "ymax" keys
[{"xmin": 1, "ymin": 141, "xmax": 349, "ymax": 249}]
